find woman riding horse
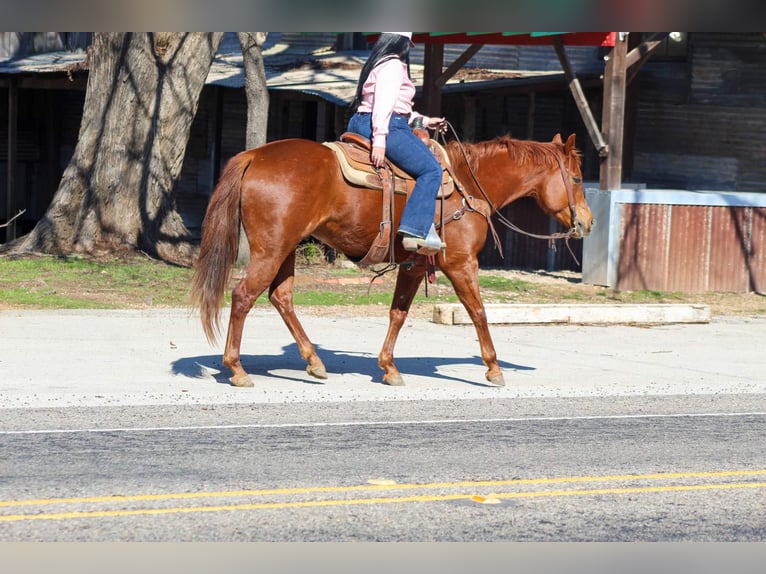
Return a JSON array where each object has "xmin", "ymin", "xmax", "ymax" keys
[{"xmin": 347, "ymin": 32, "xmax": 448, "ymax": 252}]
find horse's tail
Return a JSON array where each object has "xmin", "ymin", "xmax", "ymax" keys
[{"xmin": 190, "ymin": 151, "xmax": 253, "ymax": 344}]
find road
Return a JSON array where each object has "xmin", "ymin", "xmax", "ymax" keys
[{"xmin": 1, "ymin": 309, "xmax": 766, "ymax": 543}]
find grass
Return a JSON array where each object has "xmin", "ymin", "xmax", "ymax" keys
[
  {"xmin": 255, "ymin": 291, "xmax": 395, "ymax": 306},
  {"xmin": 0, "ymin": 255, "xmax": 194, "ymax": 309},
  {"xmin": 477, "ymin": 275, "xmax": 535, "ymax": 293},
  {"xmin": 0, "ymin": 254, "xmax": 460, "ymax": 309},
  {"xmin": 0, "ymin": 286, "xmax": 108, "ymax": 309},
  {"xmin": 0, "ymin": 253, "xmax": 763, "ymax": 316}
]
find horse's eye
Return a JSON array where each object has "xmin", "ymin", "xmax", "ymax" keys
[{"xmin": 572, "ymin": 176, "xmax": 582, "ymax": 184}]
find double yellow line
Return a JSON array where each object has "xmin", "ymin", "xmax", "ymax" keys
[{"xmin": 2, "ymin": 469, "xmax": 765, "ymax": 522}]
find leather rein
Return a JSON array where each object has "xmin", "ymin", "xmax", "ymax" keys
[{"xmin": 437, "ymin": 122, "xmax": 583, "ymax": 263}]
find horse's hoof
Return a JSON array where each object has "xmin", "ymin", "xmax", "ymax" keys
[
  {"xmin": 383, "ymin": 373, "xmax": 405, "ymax": 386},
  {"xmin": 230, "ymin": 374, "xmax": 254, "ymax": 387},
  {"xmin": 486, "ymin": 372, "xmax": 506, "ymax": 387},
  {"xmin": 307, "ymin": 364, "xmax": 328, "ymax": 380}
]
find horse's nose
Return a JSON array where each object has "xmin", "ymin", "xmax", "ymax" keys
[{"xmin": 574, "ymin": 214, "xmax": 594, "ymax": 237}]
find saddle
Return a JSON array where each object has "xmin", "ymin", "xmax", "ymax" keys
[
  {"xmin": 323, "ymin": 130, "xmax": 457, "ymax": 265},
  {"xmin": 323, "ymin": 132, "xmax": 455, "ymax": 199}
]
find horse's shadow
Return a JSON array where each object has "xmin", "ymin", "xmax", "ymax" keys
[{"xmin": 171, "ymin": 343, "xmax": 533, "ymax": 387}]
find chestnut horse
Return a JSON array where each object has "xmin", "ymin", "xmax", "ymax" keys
[{"xmin": 191, "ymin": 132, "xmax": 593, "ymax": 387}]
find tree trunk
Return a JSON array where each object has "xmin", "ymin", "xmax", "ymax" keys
[
  {"xmin": 236, "ymin": 32, "xmax": 270, "ymax": 264},
  {"xmin": 238, "ymin": 32, "xmax": 269, "ymax": 149},
  {"xmin": 7, "ymin": 32, "xmax": 224, "ymax": 264}
]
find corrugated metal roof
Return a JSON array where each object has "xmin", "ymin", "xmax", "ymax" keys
[
  {"xmin": 206, "ymin": 33, "xmax": 364, "ymax": 104},
  {"xmin": 210, "ymin": 32, "xmax": 572, "ymax": 104},
  {"xmin": 0, "ymin": 32, "xmax": 594, "ymax": 105},
  {"xmin": 0, "ymin": 50, "xmax": 87, "ymax": 73}
]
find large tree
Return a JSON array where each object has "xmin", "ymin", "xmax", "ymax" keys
[
  {"xmin": 238, "ymin": 32, "xmax": 270, "ymax": 150},
  {"xmin": 236, "ymin": 32, "xmax": 270, "ymax": 263},
  {"xmin": 5, "ymin": 32, "xmax": 224, "ymax": 264}
]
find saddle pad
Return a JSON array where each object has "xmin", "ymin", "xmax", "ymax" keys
[
  {"xmin": 323, "ymin": 140, "xmax": 454, "ymax": 198},
  {"xmin": 323, "ymin": 141, "xmax": 409, "ymax": 194}
]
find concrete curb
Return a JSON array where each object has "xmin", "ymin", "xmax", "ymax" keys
[{"xmin": 432, "ymin": 303, "xmax": 712, "ymax": 325}]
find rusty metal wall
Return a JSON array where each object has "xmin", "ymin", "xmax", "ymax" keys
[
  {"xmin": 751, "ymin": 208, "xmax": 766, "ymax": 293},
  {"xmin": 617, "ymin": 203, "xmax": 766, "ymax": 293}
]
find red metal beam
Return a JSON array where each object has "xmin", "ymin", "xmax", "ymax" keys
[{"xmin": 365, "ymin": 32, "xmax": 616, "ymax": 47}]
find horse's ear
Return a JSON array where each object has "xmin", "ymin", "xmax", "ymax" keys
[
  {"xmin": 564, "ymin": 133, "xmax": 576, "ymax": 154},
  {"xmin": 552, "ymin": 133, "xmax": 563, "ymax": 144}
]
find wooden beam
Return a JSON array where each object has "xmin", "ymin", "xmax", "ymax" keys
[
  {"xmin": 600, "ymin": 32, "xmax": 629, "ymax": 190},
  {"xmin": 462, "ymin": 95, "xmax": 476, "ymax": 141},
  {"xmin": 0, "ymin": 76, "xmax": 87, "ymax": 90},
  {"xmin": 553, "ymin": 37, "xmax": 607, "ymax": 156},
  {"xmin": 435, "ymin": 44, "xmax": 483, "ymax": 87},
  {"xmin": 5, "ymin": 78, "xmax": 18, "ymax": 241},
  {"xmin": 626, "ymin": 33, "xmax": 668, "ymax": 85},
  {"xmin": 421, "ymin": 43, "xmax": 444, "ymax": 116},
  {"xmin": 526, "ymin": 92, "xmax": 536, "ymax": 139},
  {"xmin": 625, "ymin": 32, "xmax": 668, "ymax": 68}
]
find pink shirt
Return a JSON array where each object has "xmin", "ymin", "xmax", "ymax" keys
[{"xmin": 357, "ymin": 57, "xmax": 427, "ymax": 148}]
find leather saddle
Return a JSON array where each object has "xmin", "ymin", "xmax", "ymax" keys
[
  {"xmin": 323, "ymin": 131, "xmax": 454, "ymax": 199},
  {"xmin": 322, "ymin": 130, "xmax": 457, "ymax": 266}
]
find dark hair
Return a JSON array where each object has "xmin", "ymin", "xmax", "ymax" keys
[{"xmin": 350, "ymin": 33, "xmax": 411, "ymax": 111}]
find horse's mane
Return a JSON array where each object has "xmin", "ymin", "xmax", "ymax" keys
[{"xmin": 445, "ymin": 135, "xmax": 578, "ymax": 170}]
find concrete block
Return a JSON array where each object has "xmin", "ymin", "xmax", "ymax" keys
[{"xmin": 432, "ymin": 303, "xmax": 711, "ymax": 326}]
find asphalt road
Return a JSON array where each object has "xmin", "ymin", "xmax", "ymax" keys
[
  {"xmin": 1, "ymin": 395, "xmax": 766, "ymax": 541},
  {"xmin": 1, "ymin": 309, "xmax": 766, "ymax": 543}
]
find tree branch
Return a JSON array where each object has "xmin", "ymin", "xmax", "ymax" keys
[{"xmin": 0, "ymin": 209, "xmax": 25, "ymax": 228}]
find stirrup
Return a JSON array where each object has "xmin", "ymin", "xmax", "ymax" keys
[
  {"xmin": 401, "ymin": 236, "xmax": 446, "ymax": 252},
  {"xmin": 400, "ymin": 224, "xmax": 446, "ymax": 253}
]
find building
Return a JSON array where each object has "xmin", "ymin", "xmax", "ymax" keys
[{"xmin": 2, "ymin": 32, "xmax": 765, "ymax": 291}]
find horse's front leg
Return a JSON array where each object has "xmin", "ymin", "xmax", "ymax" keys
[
  {"xmin": 378, "ymin": 262, "xmax": 426, "ymax": 386},
  {"xmin": 441, "ymin": 257, "xmax": 505, "ymax": 386},
  {"xmin": 269, "ymin": 251, "xmax": 327, "ymax": 380}
]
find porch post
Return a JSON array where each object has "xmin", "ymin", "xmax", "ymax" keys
[
  {"xmin": 5, "ymin": 78, "xmax": 18, "ymax": 241},
  {"xmin": 600, "ymin": 32, "xmax": 628, "ymax": 190}
]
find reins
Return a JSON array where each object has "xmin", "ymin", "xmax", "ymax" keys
[
  {"xmin": 436, "ymin": 122, "xmax": 583, "ymax": 265},
  {"xmin": 368, "ymin": 122, "xmax": 585, "ymax": 285}
]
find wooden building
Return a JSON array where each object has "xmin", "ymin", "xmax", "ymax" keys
[{"xmin": 2, "ymin": 32, "xmax": 766, "ymax": 292}]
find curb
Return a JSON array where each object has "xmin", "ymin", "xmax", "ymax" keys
[{"xmin": 432, "ymin": 303, "xmax": 712, "ymax": 326}]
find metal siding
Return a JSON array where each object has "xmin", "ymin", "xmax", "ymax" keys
[
  {"xmin": 440, "ymin": 43, "xmax": 604, "ymax": 76},
  {"xmin": 708, "ymin": 207, "xmax": 750, "ymax": 292},
  {"xmin": 617, "ymin": 203, "xmax": 671, "ymax": 291},
  {"xmin": 666, "ymin": 205, "xmax": 711, "ymax": 292},
  {"xmin": 750, "ymin": 208, "xmax": 766, "ymax": 293},
  {"xmin": 617, "ymin": 202, "xmax": 765, "ymax": 293}
]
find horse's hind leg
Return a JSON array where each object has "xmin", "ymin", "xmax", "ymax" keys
[
  {"xmin": 269, "ymin": 251, "xmax": 327, "ymax": 380},
  {"xmin": 223, "ymin": 260, "xmax": 274, "ymax": 387}
]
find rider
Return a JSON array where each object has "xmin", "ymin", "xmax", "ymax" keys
[{"xmin": 347, "ymin": 32, "xmax": 447, "ymax": 252}]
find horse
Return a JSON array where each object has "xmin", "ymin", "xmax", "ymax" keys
[{"xmin": 190, "ymin": 132, "xmax": 594, "ymax": 388}]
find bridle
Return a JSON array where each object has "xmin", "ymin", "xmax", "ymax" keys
[{"xmin": 438, "ymin": 122, "xmax": 584, "ymax": 262}]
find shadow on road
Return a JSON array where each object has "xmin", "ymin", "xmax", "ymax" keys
[{"xmin": 170, "ymin": 342, "xmax": 532, "ymax": 387}]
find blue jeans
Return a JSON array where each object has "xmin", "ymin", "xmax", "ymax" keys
[{"xmin": 347, "ymin": 112, "xmax": 442, "ymax": 238}]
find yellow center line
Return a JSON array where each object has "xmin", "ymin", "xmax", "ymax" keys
[
  {"xmin": 2, "ymin": 469, "xmax": 766, "ymax": 509},
  {"xmin": 1, "ymin": 480, "xmax": 765, "ymax": 523}
]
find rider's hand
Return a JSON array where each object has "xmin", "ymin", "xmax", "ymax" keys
[
  {"xmin": 427, "ymin": 117, "xmax": 447, "ymax": 134},
  {"xmin": 371, "ymin": 146, "xmax": 386, "ymax": 168}
]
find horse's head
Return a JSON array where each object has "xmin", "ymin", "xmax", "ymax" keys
[{"xmin": 539, "ymin": 133, "xmax": 594, "ymax": 238}]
